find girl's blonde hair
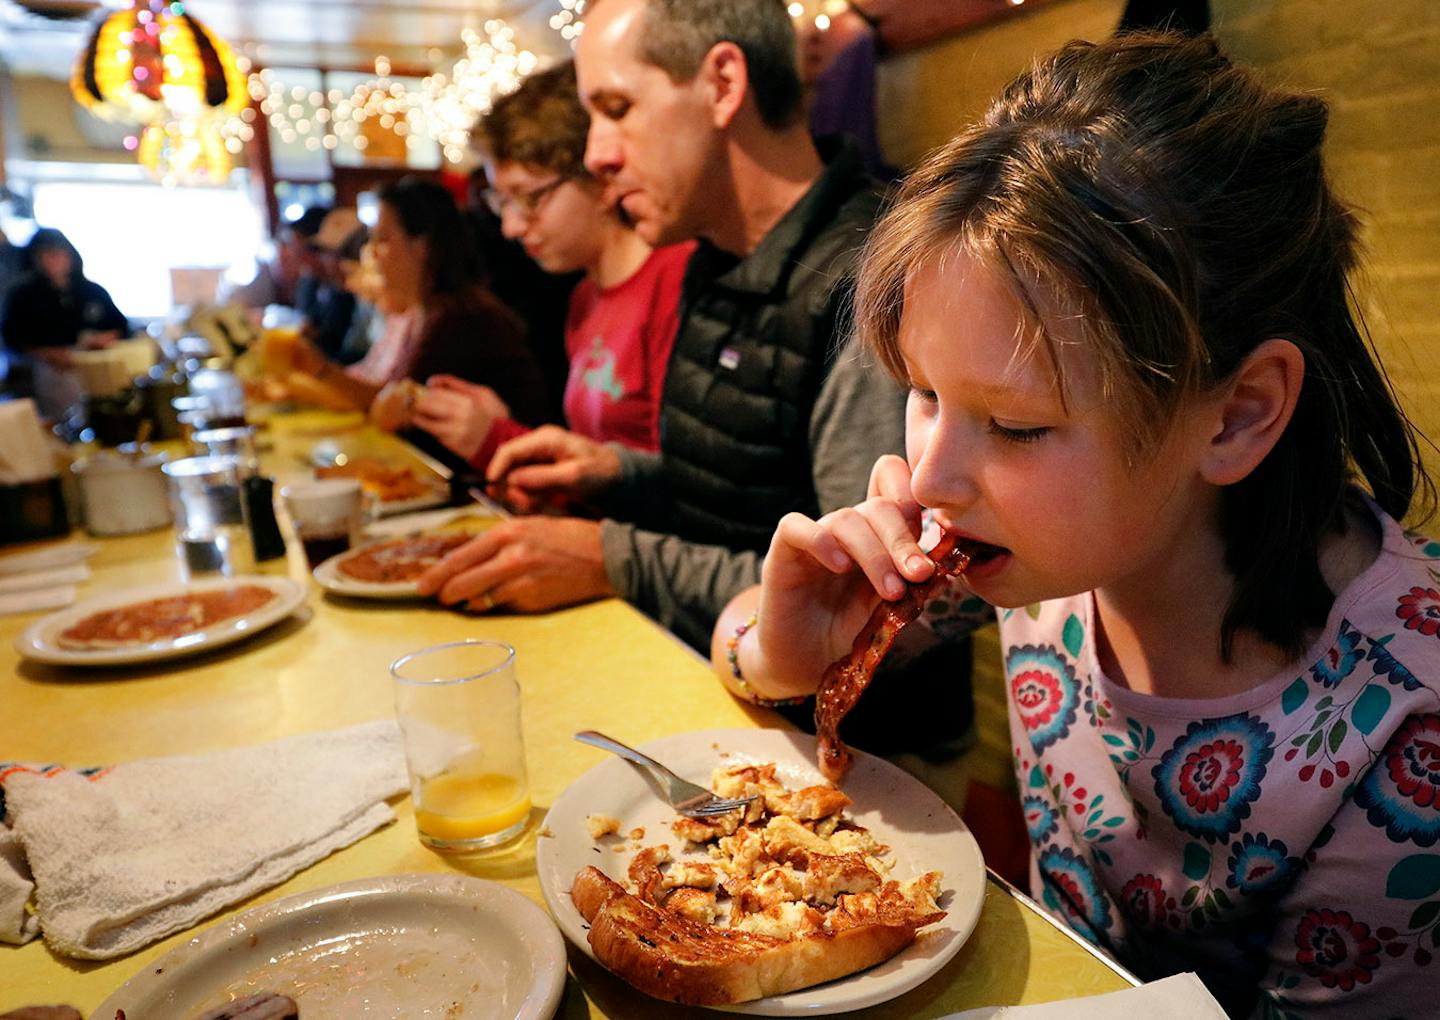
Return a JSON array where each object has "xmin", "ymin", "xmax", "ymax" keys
[{"xmin": 856, "ymin": 32, "xmax": 1432, "ymax": 659}]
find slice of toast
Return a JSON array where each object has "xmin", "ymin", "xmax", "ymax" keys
[{"xmin": 571, "ymin": 866, "xmax": 927, "ymax": 1005}]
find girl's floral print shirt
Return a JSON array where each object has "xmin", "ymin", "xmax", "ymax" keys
[{"xmin": 925, "ymin": 501, "xmax": 1440, "ymax": 1017}]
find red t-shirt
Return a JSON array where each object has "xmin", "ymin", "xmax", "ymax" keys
[
  {"xmin": 469, "ymin": 241, "xmax": 694, "ymax": 472},
  {"xmin": 561, "ymin": 241, "xmax": 694, "ymax": 452}
]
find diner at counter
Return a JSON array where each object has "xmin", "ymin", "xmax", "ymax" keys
[{"xmin": 264, "ymin": 177, "xmax": 554, "ymax": 431}]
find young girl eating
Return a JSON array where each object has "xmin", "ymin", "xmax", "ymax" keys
[{"xmin": 714, "ymin": 32, "xmax": 1439, "ymax": 1018}]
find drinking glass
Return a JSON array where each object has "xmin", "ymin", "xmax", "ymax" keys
[
  {"xmin": 280, "ymin": 477, "xmax": 365, "ymax": 568},
  {"xmin": 170, "ymin": 395, "xmax": 211, "ymax": 443},
  {"xmin": 162, "ymin": 454, "xmax": 254, "ymax": 579},
  {"xmin": 391, "ymin": 640, "xmax": 531, "ymax": 851},
  {"xmin": 189, "ymin": 426, "xmax": 260, "ymax": 476},
  {"xmin": 186, "ymin": 368, "xmax": 247, "ymax": 428}
]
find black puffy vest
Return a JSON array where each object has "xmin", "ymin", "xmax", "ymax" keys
[{"xmin": 659, "ymin": 142, "xmax": 884, "ymax": 552}]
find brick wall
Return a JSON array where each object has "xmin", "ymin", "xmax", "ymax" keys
[
  {"xmin": 1212, "ymin": 0, "xmax": 1440, "ymax": 496},
  {"xmin": 876, "ymin": 0, "xmax": 1440, "ymax": 495}
]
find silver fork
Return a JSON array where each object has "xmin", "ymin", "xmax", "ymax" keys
[{"xmin": 574, "ymin": 730, "xmax": 757, "ymax": 819}]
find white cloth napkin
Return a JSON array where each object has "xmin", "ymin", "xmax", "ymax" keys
[
  {"xmin": 0, "ymin": 720, "xmax": 408, "ymax": 959},
  {"xmin": 0, "ymin": 828, "xmax": 39, "ymax": 944},
  {"xmin": 0, "ymin": 542, "xmax": 97, "ymax": 577},
  {"xmin": 0, "ymin": 399, "xmax": 55, "ymax": 485},
  {"xmin": 0, "ymin": 564, "xmax": 89, "ymax": 594},
  {"xmin": 939, "ymin": 973, "xmax": 1227, "ymax": 1019},
  {"xmin": 0, "ymin": 585, "xmax": 77, "ymax": 618}
]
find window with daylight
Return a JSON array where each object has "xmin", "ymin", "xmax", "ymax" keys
[{"xmin": 29, "ymin": 175, "xmax": 266, "ymax": 320}]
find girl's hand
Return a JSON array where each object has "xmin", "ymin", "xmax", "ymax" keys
[{"xmin": 752, "ymin": 455, "xmax": 935, "ymax": 695}]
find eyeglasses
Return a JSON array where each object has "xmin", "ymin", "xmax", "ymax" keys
[{"xmin": 483, "ymin": 177, "xmax": 570, "ymax": 220}]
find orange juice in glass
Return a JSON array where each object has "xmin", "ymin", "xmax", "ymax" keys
[
  {"xmin": 392, "ymin": 640, "xmax": 531, "ymax": 851},
  {"xmin": 260, "ymin": 326, "xmax": 302, "ymax": 377}
]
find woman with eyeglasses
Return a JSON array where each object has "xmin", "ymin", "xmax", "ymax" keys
[
  {"xmin": 393, "ymin": 60, "xmax": 694, "ymax": 470},
  {"xmin": 269, "ymin": 178, "xmax": 552, "ymax": 430}
]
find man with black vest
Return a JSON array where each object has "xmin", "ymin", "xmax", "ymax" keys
[{"xmin": 418, "ymin": 0, "xmax": 906, "ymax": 654}]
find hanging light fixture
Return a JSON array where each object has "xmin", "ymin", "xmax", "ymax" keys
[{"xmin": 71, "ymin": 0, "xmax": 248, "ymax": 183}]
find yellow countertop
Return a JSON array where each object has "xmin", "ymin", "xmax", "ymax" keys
[{"xmin": 0, "ymin": 415, "xmax": 1134, "ymax": 1016}]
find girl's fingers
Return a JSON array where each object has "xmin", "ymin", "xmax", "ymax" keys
[
  {"xmin": 853, "ymin": 496, "xmax": 932, "ymax": 583},
  {"xmin": 772, "ymin": 495, "xmax": 932, "ymax": 597},
  {"xmin": 823, "ymin": 505, "xmax": 908, "ymax": 600},
  {"xmin": 774, "ymin": 512, "xmax": 851, "ymax": 574},
  {"xmin": 867, "ymin": 455, "xmax": 923, "ymax": 533},
  {"xmin": 866, "ymin": 455, "xmax": 911, "ymax": 499}
]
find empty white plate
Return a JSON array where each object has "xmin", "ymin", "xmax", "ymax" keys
[{"xmin": 95, "ymin": 873, "xmax": 567, "ymax": 1019}]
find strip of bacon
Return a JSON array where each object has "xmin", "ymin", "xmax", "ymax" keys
[{"xmin": 814, "ymin": 532, "xmax": 978, "ymax": 783}]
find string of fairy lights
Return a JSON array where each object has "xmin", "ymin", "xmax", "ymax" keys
[{"xmin": 228, "ymin": 16, "xmax": 552, "ymax": 165}]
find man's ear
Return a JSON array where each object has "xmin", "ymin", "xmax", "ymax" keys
[
  {"xmin": 699, "ymin": 41, "xmax": 749, "ymax": 129},
  {"xmin": 1199, "ymin": 338, "xmax": 1306, "ymax": 486}
]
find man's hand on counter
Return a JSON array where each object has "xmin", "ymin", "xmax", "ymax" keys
[{"xmin": 415, "ymin": 516, "xmax": 616, "ymax": 613}]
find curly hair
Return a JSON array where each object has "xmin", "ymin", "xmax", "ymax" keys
[{"xmin": 474, "ymin": 61, "xmax": 590, "ymax": 179}]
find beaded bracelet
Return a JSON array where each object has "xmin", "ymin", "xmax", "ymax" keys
[{"xmin": 725, "ymin": 611, "xmax": 810, "ymax": 707}]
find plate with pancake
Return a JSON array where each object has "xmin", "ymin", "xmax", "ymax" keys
[
  {"xmin": 313, "ymin": 525, "xmax": 493, "ymax": 599},
  {"xmin": 537, "ymin": 727, "xmax": 986, "ymax": 1015},
  {"xmin": 15, "ymin": 575, "xmax": 306, "ymax": 667},
  {"xmin": 95, "ymin": 873, "xmax": 567, "ymax": 1020}
]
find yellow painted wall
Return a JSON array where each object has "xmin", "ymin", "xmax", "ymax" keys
[
  {"xmin": 13, "ymin": 74, "xmax": 133, "ymax": 164},
  {"xmin": 874, "ymin": 0, "xmax": 1440, "ymax": 496},
  {"xmin": 875, "ymin": 0, "xmax": 1126, "ymax": 167},
  {"xmin": 1213, "ymin": 0, "xmax": 1440, "ymax": 493}
]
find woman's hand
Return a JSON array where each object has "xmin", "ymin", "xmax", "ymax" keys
[
  {"xmin": 411, "ymin": 376, "xmax": 510, "ymax": 459},
  {"xmin": 748, "ymin": 455, "xmax": 935, "ymax": 696},
  {"xmin": 283, "ymin": 334, "xmax": 330, "ymax": 378},
  {"xmin": 368, "ymin": 379, "xmax": 418, "ymax": 432}
]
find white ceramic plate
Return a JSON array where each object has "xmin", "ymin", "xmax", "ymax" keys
[
  {"xmin": 315, "ymin": 519, "xmax": 506, "ymax": 600},
  {"xmin": 312, "ymin": 541, "xmax": 424, "ymax": 600},
  {"xmin": 14, "ymin": 575, "xmax": 306, "ymax": 667},
  {"xmin": 95, "ymin": 874, "xmax": 567, "ymax": 1020},
  {"xmin": 537, "ymin": 728, "xmax": 985, "ymax": 1016},
  {"xmin": 364, "ymin": 502, "xmax": 510, "ymax": 540},
  {"xmin": 372, "ymin": 486, "xmax": 450, "ymax": 517}
]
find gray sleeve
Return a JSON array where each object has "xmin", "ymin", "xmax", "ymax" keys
[
  {"xmin": 810, "ymin": 340, "xmax": 907, "ymax": 513},
  {"xmin": 601, "ymin": 519, "xmax": 763, "ymax": 651},
  {"xmin": 597, "ymin": 445, "xmax": 671, "ymax": 530}
]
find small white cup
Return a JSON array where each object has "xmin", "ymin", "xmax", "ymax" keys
[{"xmin": 280, "ymin": 477, "xmax": 365, "ymax": 568}]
